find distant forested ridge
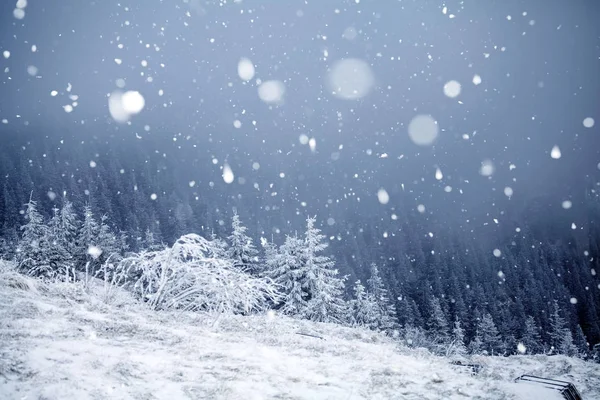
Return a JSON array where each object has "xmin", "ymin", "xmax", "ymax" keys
[{"xmin": 1, "ymin": 129, "xmax": 600, "ymax": 355}]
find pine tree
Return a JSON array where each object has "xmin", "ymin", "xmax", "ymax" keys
[
  {"xmin": 17, "ymin": 196, "xmax": 52, "ymax": 277},
  {"xmin": 267, "ymin": 235, "xmax": 308, "ymax": 315},
  {"xmin": 521, "ymin": 316, "xmax": 543, "ymax": 354},
  {"xmin": 450, "ymin": 318, "xmax": 468, "ymax": 358},
  {"xmin": 97, "ymin": 215, "xmax": 120, "ymax": 263},
  {"xmin": 428, "ymin": 297, "xmax": 450, "ymax": 344},
  {"xmin": 301, "ymin": 217, "xmax": 347, "ymax": 324},
  {"xmin": 350, "ymin": 280, "xmax": 380, "ymax": 329},
  {"xmin": 366, "ymin": 263, "xmax": 397, "ymax": 331},
  {"xmin": 76, "ymin": 204, "xmax": 100, "ymax": 271},
  {"xmin": 549, "ymin": 300, "xmax": 571, "ymax": 355},
  {"xmin": 472, "ymin": 313, "xmax": 503, "ymax": 355},
  {"xmin": 142, "ymin": 227, "xmax": 163, "ymax": 251},
  {"xmin": 574, "ymin": 324, "xmax": 589, "ymax": 357},
  {"xmin": 59, "ymin": 199, "xmax": 80, "ymax": 256},
  {"xmin": 47, "ymin": 206, "xmax": 75, "ymax": 280},
  {"xmin": 227, "ymin": 212, "xmax": 259, "ymax": 274},
  {"xmin": 559, "ymin": 329, "xmax": 579, "ymax": 357}
]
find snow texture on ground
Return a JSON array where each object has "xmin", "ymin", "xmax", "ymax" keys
[{"xmin": 0, "ymin": 267, "xmax": 598, "ymax": 400}]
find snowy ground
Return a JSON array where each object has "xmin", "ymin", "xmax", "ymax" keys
[{"xmin": 1, "ymin": 268, "xmax": 598, "ymax": 400}]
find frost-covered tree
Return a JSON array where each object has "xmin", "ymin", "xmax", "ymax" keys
[
  {"xmin": 574, "ymin": 324, "xmax": 589, "ymax": 356},
  {"xmin": 76, "ymin": 205, "xmax": 100, "ymax": 270},
  {"xmin": 366, "ymin": 263, "xmax": 397, "ymax": 331},
  {"xmin": 47, "ymin": 206, "xmax": 75, "ymax": 281},
  {"xmin": 120, "ymin": 233, "xmax": 280, "ymax": 313},
  {"xmin": 520, "ymin": 316, "xmax": 543, "ymax": 354},
  {"xmin": 142, "ymin": 227, "xmax": 163, "ymax": 251},
  {"xmin": 549, "ymin": 300, "xmax": 574, "ymax": 355},
  {"xmin": 227, "ymin": 212, "xmax": 259, "ymax": 274},
  {"xmin": 58, "ymin": 199, "xmax": 79, "ymax": 256},
  {"xmin": 558, "ymin": 329, "xmax": 579, "ymax": 357},
  {"xmin": 428, "ymin": 297, "xmax": 450, "ymax": 345},
  {"xmin": 448, "ymin": 318, "xmax": 468, "ymax": 358},
  {"xmin": 266, "ymin": 235, "xmax": 308, "ymax": 316},
  {"xmin": 17, "ymin": 197, "xmax": 52, "ymax": 277},
  {"xmin": 301, "ymin": 217, "xmax": 347, "ymax": 324},
  {"xmin": 350, "ymin": 280, "xmax": 380, "ymax": 328},
  {"xmin": 471, "ymin": 312, "xmax": 503, "ymax": 355},
  {"xmin": 97, "ymin": 215, "xmax": 120, "ymax": 262}
]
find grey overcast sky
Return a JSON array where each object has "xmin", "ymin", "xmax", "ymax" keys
[{"xmin": 1, "ymin": 0, "xmax": 599, "ymax": 238}]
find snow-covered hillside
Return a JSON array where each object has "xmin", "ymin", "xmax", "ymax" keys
[{"xmin": 1, "ymin": 269, "xmax": 598, "ymax": 400}]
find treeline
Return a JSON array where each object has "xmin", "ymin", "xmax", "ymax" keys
[
  {"xmin": 2, "ymin": 193, "xmax": 600, "ymax": 359},
  {"xmin": 1, "ymin": 131, "xmax": 600, "ymax": 357}
]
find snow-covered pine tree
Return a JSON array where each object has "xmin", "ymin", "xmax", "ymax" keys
[
  {"xmin": 301, "ymin": 217, "xmax": 347, "ymax": 324},
  {"xmin": 574, "ymin": 324, "xmax": 589, "ymax": 357},
  {"xmin": 350, "ymin": 280, "xmax": 380, "ymax": 329},
  {"xmin": 428, "ymin": 297, "xmax": 450, "ymax": 345},
  {"xmin": 76, "ymin": 204, "xmax": 100, "ymax": 272},
  {"xmin": 558, "ymin": 329, "xmax": 579, "ymax": 357},
  {"xmin": 97, "ymin": 215, "xmax": 120, "ymax": 261},
  {"xmin": 520, "ymin": 315, "xmax": 543, "ymax": 354},
  {"xmin": 17, "ymin": 196, "xmax": 52, "ymax": 277},
  {"xmin": 449, "ymin": 318, "xmax": 468, "ymax": 358},
  {"xmin": 472, "ymin": 312, "xmax": 503, "ymax": 355},
  {"xmin": 47, "ymin": 206, "xmax": 75, "ymax": 281},
  {"xmin": 142, "ymin": 227, "xmax": 163, "ymax": 251},
  {"xmin": 366, "ymin": 263, "xmax": 397, "ymax": 331},
  {"xmin": 227, "ymin": 212, "xmax": 259, "ymax": 274},
  {"xmin": 267, "ymin": 235, "xmax": 309, "ymax": 316},
  {"xmin": 549, "ymin": 300, "xmax": 572, "ymax": 355},
  {"xmin": 59, "ymin": 199, "xmax": 80, "ymax": 257}
]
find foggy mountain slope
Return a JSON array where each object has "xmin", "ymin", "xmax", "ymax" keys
[{"xmin": 1, "ymin": 267, "xmax": 599, "ymax": 400}]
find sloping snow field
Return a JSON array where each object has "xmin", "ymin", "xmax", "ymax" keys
[{"xmin": 1, "ymin": 269, "xmax": 598, "ymax": 400}]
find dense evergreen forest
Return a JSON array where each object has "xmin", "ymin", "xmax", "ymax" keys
[{"xmin": 1, "ymin": 129, "xmax": 600, "ymax": 356}]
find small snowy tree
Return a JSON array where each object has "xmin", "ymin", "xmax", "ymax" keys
[
  {"xmin": 520, "ymin": 316, "xmax": 543, "ymax": 354},
  {"xmin": 142, "ymin": 227, "xmax": 163, "ymax": 251},
  {"xmin": 227, "ymin": 212, "xmax": 259, "ymax": 274},
  {"xmin": 266, "ymin": 235, "xmax": 309, "ymax": 316},
  {"xmin": 350, "ymin": 280, "xmax": 380, "ymax": 329},
  {"xmin": 549, "ymin": 300, "xmax": 575, "ymax": 355},
  {"xmin": 17, "ymin": 197, "xmax": 52, "ymax": 278},
  {"xmin": 59, "ymin": 199, "xmax": 80, "ymax": 256},
  {"xmin": 76, "ymin": 205, "xmax": 100, "ymax": 271},
  {"xmin": 471, "ymin": 313, "xmax": 503, "ymax": 355},
  {"xmin": 574, "ymin": 325, "xmax": 589, "ymax": 357},
  {"xmin": 558, "ymin": 329, "xmax": 579, "ymax": 357},
  {"xmin": 428, "ymin": 297, "xmax": 450, "ymax": 345},
  {"xmin": 301, "ymin": 217, "xmax": 347, "ymax": 324},
  {"xmin": 366, "ymin": 263, "xmax": 397, "ymax": 331},
  {"xmin": 447, "ymin": 318, "xmax": 468, "ymax": 358},
  {"xmin": 47, "ymin": 206, "xmax": 75, "ymax": 281}
]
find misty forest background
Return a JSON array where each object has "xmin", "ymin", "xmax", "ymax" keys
[{"xmin": 1, "ymin": 129, "xmax": 599, "ymax": 357}]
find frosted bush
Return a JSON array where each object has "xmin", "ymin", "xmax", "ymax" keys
[{"xmin": 119, "ymin": 234, "xmax": 281, "ymax": 314}]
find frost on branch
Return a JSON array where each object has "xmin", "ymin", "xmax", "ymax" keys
[{"xmin": 120, "ymin": 234, "xmax": 281, "ymax": 314}]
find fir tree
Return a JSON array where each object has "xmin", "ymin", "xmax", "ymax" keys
[
  {"xmin": 574, "ymin": 324, "xmax": 589, "ymax": 357},
  {"xmin": 268, "ymin": 235, "xmax": 308, "ymax": 316},
  {"xmin": 350, "ymin": 280, "xmax": 380, "ymax": 329},
  {"xmin": 521, "ymin": 316, "xmax": 543, "ymax": 354},
  {"xmin": 366, "ymin": 263, "xmax": 397, "ymax": 331},
  {"xmin": 472, "ymin": 313, "xmax": 503, "ymax": 355},
  {"xmin": 301, "ymin": 217, "xmax": 347, "ymax": 324},
  {"xmin": 76, "ymin": 204, "xmax": 100, "ymax": 271},
  {"xmin": 17, "ymin": 196, "xmax": 52, "ymax": 277},
  {"xmin": 428, "ymin": 297, "xmax": 450, "ymax": 344},
  {"xmin": 227, "ymin": 212, "xmax": 259, "ymax": 274},
  {"xmin": 549, "ymin": 300, "xmax": 571, "ymax": 355},
  {"xmin": 450, "ymin": 318, "xmax": 468, "ymax": 358}
]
